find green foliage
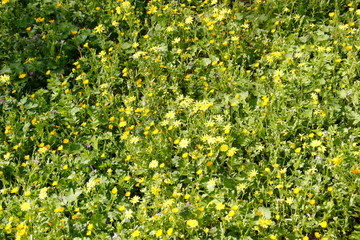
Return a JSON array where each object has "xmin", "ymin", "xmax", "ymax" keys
[{"xmin": 1, "ymin": 0, "xmax": 360, "ymax": 239}]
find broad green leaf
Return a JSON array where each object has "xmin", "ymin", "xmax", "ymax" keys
[
  {"xmin": 121, "ymin": 42, "xmax": 132, "ymax": 49},
  {"xmin": 258, "ymin": 207, "xmax": 271, "ymax": 219},
  {"xmin": 199, "ymin": 58, "xmax": 211, "ymax": 66},
  {"xmin": 64, "ymin": 189, "xmax": 82, "ymax": 203}
]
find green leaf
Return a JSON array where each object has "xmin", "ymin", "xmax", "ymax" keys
[
  {"xmin": 239, "ymin": 91, "xmax": 249, "ymax": 101},
  {"xmin": 121, "ymin": 42, "xmax": 132, "ymax": 49},
  {"xmin": 338, "ymin": 90, "xmax": 347, "ymax": 99},
  {"xmin": 70, "ymin": 106, "xmax": 81, "ymax": 116},
  {"xmin": 64, "ymin": 189, "xmax": 82, "ymax": 203},
  {"xmin": 0, "ymin": 66, "xmax": 11, "ymax": 74},
  {"xmin": 315, "ymin": 30, "xmax": 329, "ymax": 41},
  {"xmin": 74, "ymin": 34, "xmax": 88, "ymax": 45},
  {"xmin": 223, "ymin": 177, "xmax": 236, "ymax": 189},
  {"xmin": 9, "ymin": 62, "xmax": 23, "ymax": 74},
  {"xmin": 199, "ymin": 58, "xmax": 211, "ymax": 66},
  {"xmin": 258, "ymin": 207, "xmax": 271, "ymax": 219},
  {"xmin": 69, "ymin": 143, "xmax": 82, "ymax": 153},
  {"xmin": 91, "ymin": 213, "xmax": 107, "ymax": 225}
]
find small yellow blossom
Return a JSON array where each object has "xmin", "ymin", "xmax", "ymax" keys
[
  {"xmin": 132, "ymin": 230, "xmax": 140, "ymax": 237},
  {"xmin": 20, "ymin": 202, "xmax": 31, "ymax": 211},
  {"xmin": 0, "ymin": 74, "xmax": 10, "ymax": 84},
  {"xmin": 310, "ymin": 140, "xmax": 322, "ymax": 147},
  {"xmin": 111, "ymin": 187, "xmax": 118, "ymax": 194},
  {"xmin": 167, "ymin": 228, "xmax": 173, "ymax": 236},
  {"xmin": 155, "ymin": 229, "xmax": 162, "ymax": 237},
  {"xmin": 220, "ymin": 144, "xmax": 229, "ymax": 152},
  {"xmin": 293, "ymin": 187, "xmax": 300, "ymax": 194},
  {"xmin": 87, "ymin": 223, "xmax": 94, "ymax": 230},
  {"xmin": 19, "ymin": 73, "xmax": 27, "ymax": 78},
  {"xmin": 186, "ymin": 219, "xmax": 198, "ymax": 228},
  {"xmin": 320, "ymin": 221, "xmax": 327, "ymax": 228},
  {"xmin": 258, "ymin": 218, "xmax": 272, "ymax": 228}
]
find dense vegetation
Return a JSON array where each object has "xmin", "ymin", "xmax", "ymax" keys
[{"xmin": 1, "ymin": 0, "xmax": 359, "ymax": 239}]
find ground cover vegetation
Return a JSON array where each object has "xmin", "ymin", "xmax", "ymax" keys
[{"xmin": 0, "ymin": 0, "xmax": 360, "ymax": 239}]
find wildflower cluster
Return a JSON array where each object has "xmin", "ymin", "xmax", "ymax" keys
[{"xmin": 0, "ymin": 0, "xmax": 360, "ymax": 239}]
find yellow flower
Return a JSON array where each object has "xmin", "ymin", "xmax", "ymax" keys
[
  {"xmin": 186, "ymin": 219, "xmax": 198, "ymax": 228},
  {"xmin": 220, "ymin": 144, "xmax": 229, "ymax": 152},
  {"xmin": 19, "ymin": 73, "xmax": 27, "ymax": 79},
  {"xmin": 178, "ymin": 139, "xmax": 190, "ymax": 148},
  {"xmin": 0, "ymin": 74, "xmax": 10, "ymax": 84},
  {"xmin": 216, "ymin": 203, "xmax": 225, "ymax": 210},
  {"xmin": 87, "ymin": 224, "xmax": 94, "ymax": 230},
  {"xmin": 258, "ymin": 218, "xmax": 272, "ymax": 228},
  {"xmin": 310, "ymin": 140, "xmax": 321, "ymax": 147},
  {"xmin": 54, "ymin": 207, "xmax": 65, "ymax": 213},
  {"xmin": 228, "ymin": 210, "xmax": 235, "ymax": 217},
  {"xmin": 20, "ymin": 202, "xmax": 31, "ymax": 211},
  {"xmin": 231, "ymin": 205, "xmax": 239, "ymax": 211},
  {"xmin": 330, "ymin": 156, "xmax": 343, "ymax": 165},
  {"xmin": 167, "ymin": 228, "xmax": 173, "ymax": 235},
  {"xmin": 149, "ymin": 160, "xmax": 158, "ymax": 168},
  {"xmin": 11, "ymin": 187, "xmax": 19, "ymax": 194},
  {"xmin": 227, "ymin": 147, "xmax": 237, "ymax": 157},
  {"xmin": 249, "ymin": 169, "xmax": 258, "ymax": 179},
  {"xmin": 185, "ymin": 16, "xmax": 193, "ymax": 24},
  {"xmin": 261, "ymin": 96, "xmax": 270, "ymax": 106},
  {"xmin": 320, "ymin": 221, "xmax": 327, "ymax": 228},
  {"xmin": 132, "ymin": 230, "xmax": 140, "ymax": 237},
  {"xmin": 93, "ymin": 24, "xmax": 106, "ymax": 33},
  {"xmin": 111, "ymin": 187, "xmax": 118, "ymax": 194},
  {"xmin": 293, "ymin": 187, "xmax": 300, "ymax": 194},
  {"xmin": 155, "ymin": 229, "xmax": 162, "ymax": 237}
]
